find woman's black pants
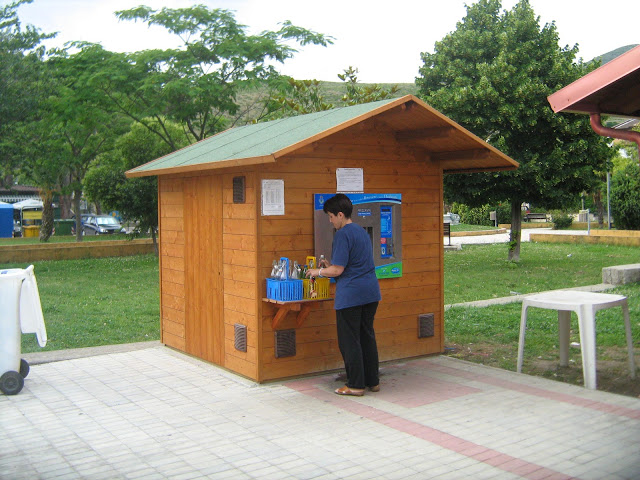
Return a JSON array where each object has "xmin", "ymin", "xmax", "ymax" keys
[{"xmin": 336, "ymin": 302, "xmax": 379, "ymax": 389}]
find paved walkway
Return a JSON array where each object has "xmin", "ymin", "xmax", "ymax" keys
[
  {"xmin": 3, "ymin": 227, "xmax": 638, "ymax": 479},
  {"xmin": 448, "ymin": 227, "xmax": 589, "ymax": 246},
  {"xmin": 2, "ymin": 346, "xmax": 639, "ymax": 479}
]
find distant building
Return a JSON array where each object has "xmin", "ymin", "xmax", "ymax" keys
[{"xmin": 0, "ymin": 185, "xmax": 40, "ymax": 204}]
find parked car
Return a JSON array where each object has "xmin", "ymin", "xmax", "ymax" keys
[
  {"xmin": 70, "ymin": 214, "xmax": 91, "ymax": 235},
  {"xmin": 82, "ymin": 215, "xmax": 126, "ymax": 235}
]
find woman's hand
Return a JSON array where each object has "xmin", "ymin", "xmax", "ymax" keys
[
  {"xmin": 305, "ymin": 264, "xmax": 344, "ymax": 278},
  {"xmin": 305, "ymin": 269, "xmax": 320, "ymax": 278}
]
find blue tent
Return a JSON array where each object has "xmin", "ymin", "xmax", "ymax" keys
[{"xmin": 0, "ymin": 202, "xmax": 13, "ymax": 238}]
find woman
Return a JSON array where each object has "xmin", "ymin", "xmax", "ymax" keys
[{"xmin": 306, "ymin": 194, "xmax": 382, "ymax": 396}]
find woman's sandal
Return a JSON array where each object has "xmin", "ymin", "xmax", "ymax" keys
[
  {"xmin": 335, "ymin": 385, "xmax": 365, "ymax": 396},
  {"xmin": 369, "ymin": 385, "xmax": 380, "ymax": 392}
]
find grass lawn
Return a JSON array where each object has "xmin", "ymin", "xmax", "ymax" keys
[
  {"xmin": 7, "ymin": 255, "xmax": 160, "ymax": 354},
  {"xmin": 445, "ymin": 242, "xmax": 640, "ymax": 304},
  {"xmin": 450, "ymin": 223, "xmax": 500, "ymax": 232},
  {"xmin": 0, "ymin": 233, "xmax": 144, "ymax": 245},
  {"xmin": 446, "ymin": 283, "xmax": 640, "ymax": 364},
  {"xmin": 444, "ymin": 242, "xmax": 640, "ymax": 396},
  {"xmin": 444, "ymin": 284, "xmax": 640, "ymax": 396},
  {"xmin": 5, "ymin": 240, "xmax": 639, "ymax": 395}
]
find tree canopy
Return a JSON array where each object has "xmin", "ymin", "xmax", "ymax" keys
[
  {"xmin": 84, "ymin": 119, "xmax": 189, "ymax": 252},
  {"xmin": 0, "ymin": 0, "xmax": 53, "ymax": 188},
  {"xmin": 83, "ymin": 5, "xmax": 334, "ymax": 149},
  {"xmin": 2, "ymin": 4, "xmax": 334, "ymax": 242},
  {"xmin": 259, "ymin": 67, "xmax": 400, "ymax": 121},
  {"xmin": 417, "ymin": 0, "xmax": 614, "ymax": 260}
]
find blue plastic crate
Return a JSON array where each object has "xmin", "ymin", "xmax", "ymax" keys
[{"xmin": 266, "ymin": 278, "xmax": 303, "ymax": 301}]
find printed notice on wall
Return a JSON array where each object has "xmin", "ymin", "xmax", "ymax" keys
[
  {"xmin": 261, "ymin": 179, "xmax": 285, "ymax": 215},
  {"xmin": 336, "ymin": 168, "xmax": 363, "ymax": 193}
]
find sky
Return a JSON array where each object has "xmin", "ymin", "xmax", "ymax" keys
[{"xmin": 10, "ymin": 0, "xmax": 639, "ymax": 84}]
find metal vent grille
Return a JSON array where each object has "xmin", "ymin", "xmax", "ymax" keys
[
  {"xmin": 232, "ymin": 176, "xmax": 245, "ymax": 203},
  {"xmin": 274, "ymin": 329, "xmax": 296, "ymax": 358},
  {"xmin": 234, "ymin": 324, "xmax": 247, "ymax": 352},
  {"xmin": 418, "ymin": 313, "xmax": 435, "ymax": 338}
]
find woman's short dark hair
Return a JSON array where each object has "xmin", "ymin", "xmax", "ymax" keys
[{"xmin": 323, "ymin": 193, "xmax": 353, "ymax": 218}]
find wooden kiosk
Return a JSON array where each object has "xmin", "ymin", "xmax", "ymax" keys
[{"xmin": 126, "ymin": 95, "xmax": 518, "ymax": 382}]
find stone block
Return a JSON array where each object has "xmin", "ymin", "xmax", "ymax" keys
[{"xmin": 602, "ymin": 264, "xmax": 640, "ymax": 285}]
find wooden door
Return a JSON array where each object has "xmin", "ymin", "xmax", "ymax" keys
[{"xmin": 184, "ymin": 175, "xmax": 224, "ymax": 365}]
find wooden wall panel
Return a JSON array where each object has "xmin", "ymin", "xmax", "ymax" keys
[
  {"xmin": 161, "ymin": 230, "xmax": 184, "ymax": 245},
  {"xmin": 158, "ymin": 171, "xmax": 261, "ymax": 381},
  {"xmin": 160, "ymin": 243, "xmax": 184, "ymax": 259},
  {"xmin": 224, "ymin": 354, "xmax": 258, "ymax": 379},
  {"xmin": 223, "ymin": 264, "xmax": 256, "ymax": 284},
  {"xmin": 163, "ymin": 331, "xmax": 185, "ymax": 351},
  {"xmin": 163, "ymin": 319, "xmax": 185, "ymax": 338},
  {"xmin": 224, "ymin": 309, "xmax": 258, "ymax": 332},
  {"xmin": 221, "ymin": 171, "xmax": 260, "ymax": 380},
  {"xmin": 157, "ymin": 115, "xmax": 447, "ymax": 382},
  {"xmin": 256, "ymin": 118, "xmax": 445, "ymax": 380},
  {"xmin": 161, "ymin": 267, "xmax": 184, "ymax": 285},
  {"xmin": 161, "ymin": 217, "xmax": 183, "ymax": 232},
  {"xmin": 158, "ymin": 177, "xmax": 186, "ymax": 348},
  {"xmin": 162, "ymin": 306, "xmax": 184, "ymax": 324},
  {"xmin": 222, "ymin": 234, "xmax": 256, "ymax": 251},
  {"xmin": 224, "ymin": 294, "xmax": 256, "ymax": 316},
  {"xmin": 184, "ymin": 174, "xmax": 224, "ymax": 365}
]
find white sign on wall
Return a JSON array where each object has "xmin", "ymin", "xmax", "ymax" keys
[
  {"xmin": 336, "ymin": 168, "xmax": 364, "ymax": 193},
  {"xmin": 261, "ymin": 179, "xmax": 285, "ymax": 215}
]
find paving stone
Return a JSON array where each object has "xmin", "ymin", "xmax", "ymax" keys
[{"xmin": 3, "ymin": 346, "xmax": 639, "ymax": 480}]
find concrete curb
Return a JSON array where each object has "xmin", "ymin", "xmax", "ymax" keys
[
  {"xmin": 445, "ymin": 283, "xmax": 616, "ymax": 310},
  {"xmin": 450, "ymin": 228, "xmax": 507, "ymax": 237},
  {"xmin": 22, "ymin": 341, "xmax": 162, "ymax": 365}
]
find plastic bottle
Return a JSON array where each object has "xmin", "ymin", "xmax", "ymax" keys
[
  {"xmin": 279, "ymin": 259, "xmax": 288, "ymax": 280},
  {"xmin": 291, "ymin": 261, "xmax": 300, "ymax": 279}
]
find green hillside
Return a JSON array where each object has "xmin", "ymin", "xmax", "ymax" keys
[
  {"xmin": 316, "ymin": 81, "xmax": 418, "ymax": 104},
  {"xmin": 593, "ymin": 44, "xmax": 637, "ymax": 65},
  {"xmin": 234, "ymin": 80, "xmax": 417, "ymax": 125},
  {"xmin": 233, "ymin": 44, "xmax": 631, "ymax": 124}
]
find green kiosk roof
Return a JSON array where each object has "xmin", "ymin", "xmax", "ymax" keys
[{"xmin": 126, "ymin": 95, "xmax": 518, "ymax": 177}]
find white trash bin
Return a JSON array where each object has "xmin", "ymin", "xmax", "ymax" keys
[{"xmin": 0, "ymin": 265, "xmax": 47, "ymax": 395}]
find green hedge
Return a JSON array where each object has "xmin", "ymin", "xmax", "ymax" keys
[
  {"xmin": 611, "ymin": 164, "xmax": 640, "ymax": 230},
  {"xmin": 550, "ymin": 211, "xmax": 573, "ymax": 229},
  {"xmin": 450, "ymin": 202, "xmax": 511, "ymax": 226}
]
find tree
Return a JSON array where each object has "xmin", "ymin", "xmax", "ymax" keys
[
  {"xmin": 615, "ymin": 137, "xmax": 639, "ymax": 168},
  {"xmin": 84, "ymin": 5, "xmax": 333, "ymax": 150},
  {"xmin": 16, "ymin": 122, "xmax": 69, "ymax": 241},
  {"xmin": 259, "ymin": 67, "xmax": 400, "ymax": 121},
  {"xmin": 259, "ymin": 77, "xmax": 335, "ymax": 120},
  {"xmin": 84, "ymin": 120, "xmax": 189, "ymax": 254},
  {"xmin": 0, "ymin": 0, "xmax": 53, "ymax": 187},
  {"xmin": 610, "ymin": 163, "xmax": 640, "ymax": 230},
  {"xmin": 40, "ymin": 46, "xmax": 131, "ymax": 241},
  {"xmin": 338, "ymin": 67, "xmax": 399, "ymax": 106},
  {"xmin": 417, "ymin": 0, "xmax": 614, "ymax": 260}
]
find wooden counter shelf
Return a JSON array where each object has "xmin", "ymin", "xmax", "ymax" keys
[{"xmin": 262, "ymin": 297, "xmax": 333, "ymax": 330}]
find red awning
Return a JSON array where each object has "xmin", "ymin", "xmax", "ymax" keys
[{"xmin": 547, "ymin": 45, "xmax": 640, "ymax": 119}]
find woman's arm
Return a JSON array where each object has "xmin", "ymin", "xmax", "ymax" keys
[{"xmin": 306, "ymin": 264, "xmax": 344, "ymax": 278}]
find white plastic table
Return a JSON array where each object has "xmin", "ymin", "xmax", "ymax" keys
[{"xmin": 518, "ymin": 291, "xmax": 636, "ymax": 390}]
